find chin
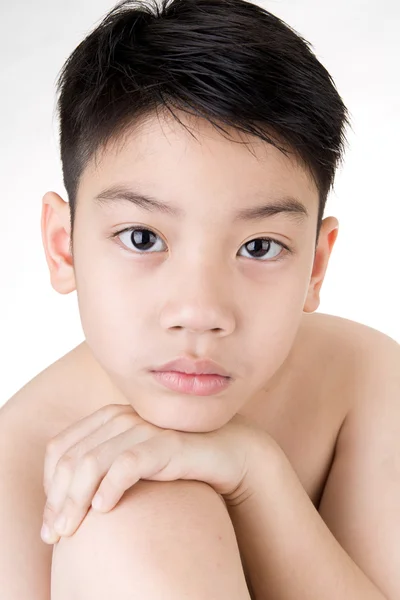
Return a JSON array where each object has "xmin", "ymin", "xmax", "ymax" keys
[{"xmin": 132, "ymin": 400, "xmax": 233, "ymax": 433}]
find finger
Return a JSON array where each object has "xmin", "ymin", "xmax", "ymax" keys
[
  {"xmin": 53, "ymin": 496, "xmax": 90, "ymax": 538},
  {"xmin": 95, "ymin": 428, "xmax": 241, "ymax": 505},
  {"xmin": 43, "ymin": 404, "xmax": 135, "ymax": 495},
  {"xmin": 92, "ymin": 430, "xmax": 183, "ymax": 511},
  {"xmin": 42, "ymin": 454, "xmax": 75, "ymax": 542},
  {"xmin": 46, "ymin": 409, "xmax": 142, "ymax": 495},
  {"xmin": 47, "ymin": 419, "xmax": 155, "ymax": 516},
  {"xmin": 50, "ymin": 425, "xmax": 157, "ymax": 538}
]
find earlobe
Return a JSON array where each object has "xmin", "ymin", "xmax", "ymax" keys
[
  {"xmin": 303, "ymin": 217, "xmax": 339, "ymax": 313},
  {"xmin": 41, "ymin": 191, "xmax": 76, "ymax": 295}
]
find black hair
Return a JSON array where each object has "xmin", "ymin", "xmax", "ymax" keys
[{"xmin": 54, "ymin": 0, "xmax": 351, "ymax": 253}]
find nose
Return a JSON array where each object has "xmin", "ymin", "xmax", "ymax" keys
[
  {"xmin": 158, "ymin": 262, "xmax": 235, "ymax": 336},
  {"xmin": 163, "ymin": 305, "xmax": 232, "ymax": 335}
]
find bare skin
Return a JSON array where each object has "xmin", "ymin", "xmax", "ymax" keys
[
  {"xmin": 3, "ymin": 111, "xmax": 398, "ymax": 598},
  {"xmin": 0, "ymin": 309, "xmax": 362, "ymax": 598}
]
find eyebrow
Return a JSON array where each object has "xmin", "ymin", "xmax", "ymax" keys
[{"xmin": 93, "ymin": 184, "xmax": 309, "ymax": 223}]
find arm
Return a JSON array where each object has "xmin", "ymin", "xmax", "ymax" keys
[
  {"xmin": 0, "ymin": 413, "xmax": 53, "ymax": 599},
  {"xmin": 227, "ymin": 332, "xmax": 400, "ymax": 600}
]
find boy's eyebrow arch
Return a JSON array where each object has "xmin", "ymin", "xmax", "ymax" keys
[{"xmin": 93, "ymin": 184, "xmax": 309, "ymax": 223}]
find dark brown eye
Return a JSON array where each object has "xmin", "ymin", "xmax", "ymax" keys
[
  {"xmin": 118, "ymin": 228, "xmax": 166, "ymax": 253},
  {"xmin": 238, "ymin": 237, "xmax": 285, "ymax": 261},
  {"xmin": 113, "ymin": 227, "xmax": 290, "ymax": 262}
]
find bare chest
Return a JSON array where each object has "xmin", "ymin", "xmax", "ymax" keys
[
  {"xmin": 238, "ymin": 344, "xmax": 349, "ymax": 508},
  {"xmin": 252, "ymin": 389, "xmax": 346, "ymax": 509}
]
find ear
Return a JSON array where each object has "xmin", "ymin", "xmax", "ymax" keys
[
  {"xmin": 303, "ymin": 216, "xmax": 339, "ymax": 313},
  {"xmin": 41, "ymin": 191, "xmax": 76, "ymax": 294}
]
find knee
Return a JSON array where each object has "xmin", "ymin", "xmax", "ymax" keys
[{"xmin": 51, "ymin": 479, "xmax": 249, "ymax": 599}]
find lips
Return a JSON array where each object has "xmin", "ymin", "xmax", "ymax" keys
[{"xmin": 152, "ymin": 356, "xmax": 231, "ymax": 378}]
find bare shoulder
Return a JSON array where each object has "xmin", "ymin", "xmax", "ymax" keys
[
  {"xmin": 0, "ymin": 344, "xmax": 88, "ymax": 599},
  {"xmin": 305, "ymin": 311, "xmax": 399, "ymax": 416},
  {"xmin": 0, "ymin": 389, "xmax": 55, "ymax": 598},
  {"xmin": 314, "ymin": 310, "xmax": 400, "ymax": 429},
  {"xmin": 301, "ymin": 311, "xmax": 399, "ymax": 377},
  {"xmin": 0, "ymin": 340, "xmax": 113, "ymax": 447},
  {"xmin": 312, "ymin": 316, "xmax": 400, "ymax": 598},
  {"xmin": 305, "ymin": 310, "xmax": 398, "ymax": 344}
]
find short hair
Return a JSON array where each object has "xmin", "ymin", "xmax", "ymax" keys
[{"xmin": 54, "ymin": 0, "xmax": 351, "ymax": 252}]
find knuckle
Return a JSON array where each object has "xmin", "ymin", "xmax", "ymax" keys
[
  {"xmin": 45, "ymin": 437, "xmax": 60, "ymax": 456},
  {"xmin": 131, "ymin": 422, "xmax": 156, "ymax": 441},
  {"xmin": 101, "ymin": 403, "xmax": 131, "ymax": 421},
  {"xmin": 111, "ymin": 451, "xmax": 138, "ymax": 486},
  {"xmin": 63, "ymin": 494, "xmax": 80, "ymax": 511},
  {"xmin": 78, "ymin": 452, "xmax": 100, "ymax": 476},
  {"xmin": 56, "ymin": 454, "xmax": 74, "ymax": 474},
  {"xmin": 102, "ymin": 404, "xmax": 122, "ymax": 418},
  {"xmin": 116, "ymin": 449, "xmax": 138, "ymax": 471},
  {"xmin": 112, "ymin": 412, "xmax": 138, "ymax": 430},
  {"xmin": 43, "ymin": 500, "xmax": 58, "ymax": 519}
]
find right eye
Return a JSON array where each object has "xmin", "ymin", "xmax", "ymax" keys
[{"xmin": 114, "ymin": 227, "xmax": 167, "ymax": 253}]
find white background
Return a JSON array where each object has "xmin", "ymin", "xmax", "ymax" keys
[{"xmin": 1, "ymin": 0, "xmax": 399, "ymax": 407}]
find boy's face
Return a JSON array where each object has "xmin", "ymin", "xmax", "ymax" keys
[{"xmin": 44, "ymin": 110, "xmax": 338, "ymax": 432}]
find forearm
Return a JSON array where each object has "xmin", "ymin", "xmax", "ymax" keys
[{"xmin": 227, "ymin": 443, "xmax": 387, "ymax": 600}]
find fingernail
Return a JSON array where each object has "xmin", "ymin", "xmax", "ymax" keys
[
  {"xmin": 41, "ymin": 523, "xmax": 54, "ymax": 543},
  {"xmin": 54, "ymin": 514, "xmax": 68, "ymax": 534},
  {"xmin": 92, "ymin": 494, "xmax": 103, "ymax": 510}
]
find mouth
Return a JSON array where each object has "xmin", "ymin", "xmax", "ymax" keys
[
  {"xmin": 152, "ymin": 356, "xmax": 232, "ymax": 378},
  {"xmin": 150, "ymin": 370, "xmax": 232, "ymax": 396}
]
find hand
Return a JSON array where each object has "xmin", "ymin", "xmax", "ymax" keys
[{"xmin": 41, "ymin": 403, "xmax": 271, "ymax": 544}]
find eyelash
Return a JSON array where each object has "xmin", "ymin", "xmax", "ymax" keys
[{"xmin": 110, "ymin": 226, "xmax": 293, "ymax": 262}]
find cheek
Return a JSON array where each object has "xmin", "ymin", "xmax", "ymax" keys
[
  {"xmin": 245, "ymin": 262, "xmax": 310, "ymax": 383},
  {"xmin": 250, "ymin": 301, "xmax": 304, "ymax": 381},
  {"xmin": 74, "ymin": 262, "xmax": 147, "ymax": 374}
]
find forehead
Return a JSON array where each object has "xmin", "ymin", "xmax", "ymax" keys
[{"xmin": 78, "ymin": 110, "xmax": 318, "ymax": 213}]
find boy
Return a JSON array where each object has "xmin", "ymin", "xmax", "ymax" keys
[{"xmin": 1, "ymin": 0, "xmax": 399, "ymax": 598}]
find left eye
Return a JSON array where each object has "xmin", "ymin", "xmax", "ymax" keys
[{"xmin": 113, "ymin": 227, "xmax": 290, "ymax": 262}]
